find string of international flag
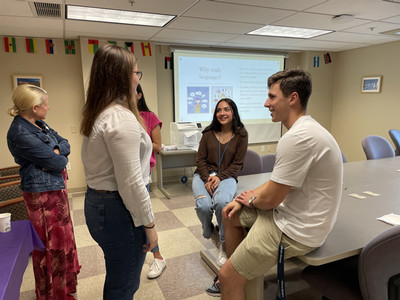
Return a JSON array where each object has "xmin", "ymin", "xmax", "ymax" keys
[
  {"xmin": 313, "ymin": 53, "xmax": 332, "ymax": 68},
  {"xmin": 3, "ymin": 37, "xmax": 154, "ymax": 57},
  {"xmin": 90, "ymin": 40, "xmax": 151, "ymax": 56},
  {"xmin": 4, "ymin": 37, "xmax": 76, "ymax": 54}
]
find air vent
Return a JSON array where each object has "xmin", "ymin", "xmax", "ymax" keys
[{"xmin": 32, "ymin": 2, "xmax": 61, "ymax": 18}]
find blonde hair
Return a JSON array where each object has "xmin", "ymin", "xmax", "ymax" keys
[{"xmin": 8, "ymin": 84, "xmax": 47, "ymax": 117}]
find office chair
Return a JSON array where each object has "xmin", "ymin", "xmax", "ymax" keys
[
  {"xmin": 301, "ymin": 225, "xmax": 400, "ymax": 300},
  {"xmin": 261, "ymin": 154, "xmax": 276, "ymax": 173},
  {"xmin": 238, "ymin": 149, "xmax": 262, "ymax": 176},
  {"xmin": 0, "ymin": 174, "xmax": 20, "ymax": 184},
  {"xmin": 0, "ymin": 165, "xmax": 20, "ymax": 177},
  {"xmin": 341, "ymin": 151, "xmax": 347, "ymax": 163},
  {"xmin": 0, "ymin": 180, "xmax": 28, "ymax": 221},
  {"xmin": 361, "ymin": 135, "xmax": 395, "ymax": 160},
  {"xmin": 389, "ymin": 129, "xmax": 400, "ymax": 156}
]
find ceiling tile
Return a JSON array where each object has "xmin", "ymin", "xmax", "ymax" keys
[
  {"xmin": 381, "ymin": 14, "xmax": 400, "ymax": 23},
  {"xmin": 212, "ymin": 0, "xmax": 327, "ymax": 11},
  {"xmin": 0, "ymin": 0, "xmax": 34, "ymax": 16},
  {"xmin": 182, "ymin": 1, "xmax": 294, "ymax": 24},
  {"xmin": 314, "ymin": 31, "xmax": 399, "ymax": 44},
  {"xmin": 288, "ymin": 38, "xmax": 369, "ymax": 50},
  {"xmin": 166, "ymin": 17, "xmax": 262, "ymax": 34},
  {"xmin": 273, "ymin": 12, "xmax": 370, "ymax": 31},
  {"xmin": 0, "ymin": 16, "xmax": 64, "ymax": 38},
  {"xmin": 153, "ymin": 28, "xmax": 239, "ymax": 42},
  {"xmin": 306, "ymin": 0, "xmax": 400, "ymax": 21},
  {"xmin": 342, "ymin": 21, "xmax": 400, "ymax": 35}
]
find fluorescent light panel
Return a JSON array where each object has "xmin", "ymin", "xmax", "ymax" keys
[
  {"xmin": 66, "ymin": 5, "xmax": 175, "ymax": 27},
  {"xmin": 380, "ymin": 28, "xmax": 400, "ymax": 35},
  {"xmin": 247, "ymin": 25, "xmax": 333, "ymax": 39}
]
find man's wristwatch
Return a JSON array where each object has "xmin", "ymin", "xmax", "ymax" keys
[{"xmin": 248, "ymin": 196, "xmax": 256, "ymax": 208}]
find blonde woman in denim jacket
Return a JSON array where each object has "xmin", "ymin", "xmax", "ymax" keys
[{"xmin": 7, "ymin": 84, "xmax": 80, "ymax": 300}]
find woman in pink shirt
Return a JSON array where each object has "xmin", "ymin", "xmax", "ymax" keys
[{"xmin": 136, "ymin": 84, "xmax": 166, "ymax": 279}]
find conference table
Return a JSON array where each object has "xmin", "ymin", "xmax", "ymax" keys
[
  {"xmin": 200, "ymin": 156, "xmax": 400, "ymax": 299},
  {"xmin": 0, "ymin": 220, "xmax": 45, "ymax": 300}
]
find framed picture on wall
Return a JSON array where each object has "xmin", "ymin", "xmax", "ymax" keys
[
  {"xmin": 361, "ymin": 76, "xmax": 382, "ymax": 93},
  {"xmin": 12, "ymin": 74, "xmax": 43, "ymax": 89}
]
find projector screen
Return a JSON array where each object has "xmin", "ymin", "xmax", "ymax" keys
[{"xmin": 172, "ymin": 48, "xmax": 285, "ymax": 144}]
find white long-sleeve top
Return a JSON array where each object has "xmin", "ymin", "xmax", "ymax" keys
[{"xmin": 81, "ymin": 104, "xmax": 153, "ymax": 226}]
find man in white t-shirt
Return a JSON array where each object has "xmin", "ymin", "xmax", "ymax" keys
[{"xmin": 212, "ymin": 69, "xmax": 343, "ymax": 299}]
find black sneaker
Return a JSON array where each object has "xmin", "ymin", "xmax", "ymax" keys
[
  {"xmin": 211, "ymin": 224, "xmax": 221, "ymax": 249},
  {"xmin": 205, "ymin": 275, "xmax": 221, "ymax": 297}
]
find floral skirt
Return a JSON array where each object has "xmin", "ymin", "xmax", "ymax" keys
[{"xmin": 22, "ymin": 171, "xmax": 80, "ymax": 300}]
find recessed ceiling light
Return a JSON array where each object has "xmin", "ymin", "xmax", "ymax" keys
[
  {"xmin": 380, "ymin": 28, "xmax": 400, "ymax": 35},
  {"xmin": 247, "ymin": 25, "xmax": 333, "ymax": 39},
  {"xmin": 66, "ymin": 5, "xmax": 175, "ymax": 27}
]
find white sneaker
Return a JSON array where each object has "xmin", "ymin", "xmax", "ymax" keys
[
  {"xmin": 147, "ymin": 258, "xmax": 166, "ymax": 279},
  {"xmin": 217, "ymin": 247, "xmax": 227, "ymax": 267}
]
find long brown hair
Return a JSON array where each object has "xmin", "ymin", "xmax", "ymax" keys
[
  {"xmin": 81, "ymin": 44, "xmax": 144, "ymax": 136},
  {"xmin": 203, "ymin": 98, "xmax": 245, "ymax": 134}
]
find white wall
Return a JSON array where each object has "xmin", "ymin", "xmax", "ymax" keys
[
  {"xmin": 331, "ymin": 41, "xmax": 400, "ymax": 162},
  {"xmin": 0, "ymin": 38, "xmax": 86, "ymax": 191}
]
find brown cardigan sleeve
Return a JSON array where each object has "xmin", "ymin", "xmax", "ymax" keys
[
  {"xmin": 216, "ymin": 128, "xmax": 248, "ymax": 181},
  {"xmin": 195, "ymin": 131, "xmax": 218, "ymax": 182}
]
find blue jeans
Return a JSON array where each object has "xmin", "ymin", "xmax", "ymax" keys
[
  {"xmin": 192, "ymin": 173, "xmax": 237, "ymax": 243},
  {"xmin": 84, "ymin": 187, "xmax": 147, "ymax": 300}
]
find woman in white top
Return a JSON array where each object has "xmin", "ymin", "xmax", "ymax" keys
[{"xmin": 81, "ymin": 44, "xmax": 157, "ymax": 300}]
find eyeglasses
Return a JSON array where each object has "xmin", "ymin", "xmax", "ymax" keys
[{"xmin": 133, "ymin": 71, "xmax": 143, "ymax": 80}]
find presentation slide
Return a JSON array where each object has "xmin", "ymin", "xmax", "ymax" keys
[
  {"xmin": 173, "ymin": 49, "xmax": 285, "ymax": 124},
  {"xmin": 172, "ymin": 49, "xmax": 285, "ymax": 143}
]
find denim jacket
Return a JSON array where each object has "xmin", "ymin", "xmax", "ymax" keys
[{"xmin": 7, "ymin": 116, "xmax": 70, "ymax": 193}]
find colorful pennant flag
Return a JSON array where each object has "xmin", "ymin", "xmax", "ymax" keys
[
  {"xmin": 64, "ymin": 40, "xmax": 75, "ymax": 55},
  {"xmin": 4, "ymin": 37, "xmax": 16, "ymax": 53},
  {"xmin": 26, "ymin": 38, "xmax": 37, "ymax": 53},
  {"xmin": 88, "ymin": 39, "xmax": 99, "ymax": 54},
  {"xmin": 313, "ymin": 56, "xmax": 320, "ymax": 68},
  {"xmin": 107, "ymin": 41, "xmax": 117, "ymax": 45},
  {"xmin": 125, "ymin": 42, "xmax": 134, "ymax": 53},
  {"xmin": 324, "ymin": 52, "xmax": 332, "ymax": 64},
  {"xmin": 141, "ymin": 42, "xmax": 152, "ymax": 56},
  {"xmin": 45, "ymin": 39, "xmax": 55, "ymax": 54},
  {"xmin": 164, "ymin": 57, "xmax": 173, "ymax": 69}
]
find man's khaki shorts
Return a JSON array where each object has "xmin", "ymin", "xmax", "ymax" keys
[{"xmin": 230, "ymin": 208, "xmax": 314, "ymax": 280}]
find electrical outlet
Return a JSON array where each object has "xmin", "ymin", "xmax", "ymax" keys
[
  {"xmin": 261, "ymin": 146, "xmax": 265, "ymax": 152},
  {"xmin": 66, "ymin": 162, "xmax": 71, "ymax": 170}
]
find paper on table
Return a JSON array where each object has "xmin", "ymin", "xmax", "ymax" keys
[
  {"xmin": 348, "ymin": 193, "xmax": 366, "ymax": 199},
  {"xmin": 377, "ymin": 213, "xmax": 400, "ymax": 226},
  {"xmin": 363, "ymin": 191, "xmax": 380, "ymax": 196},
  {"xmin": 162, "ymin": 144, "xmax": 177, "ymax": 151},
  {"xmin": 184, "ymin": 131, "xmax": 200, "ymax": 147}
]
